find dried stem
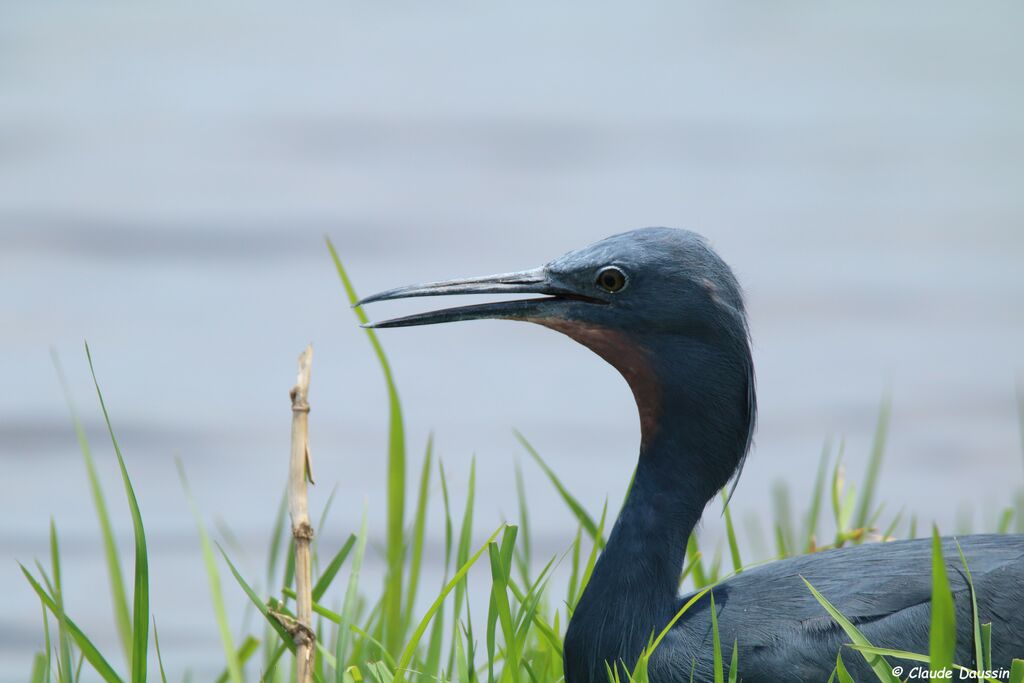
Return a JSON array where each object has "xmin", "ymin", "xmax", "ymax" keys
[{"xmin": 288, "ymin": 344, "xmax": 315, "ymax": 682}]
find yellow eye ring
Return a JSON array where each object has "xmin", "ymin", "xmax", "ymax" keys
[{"xmin": 596, "ymin": 266, "xmax": 627, "ymax": 293}]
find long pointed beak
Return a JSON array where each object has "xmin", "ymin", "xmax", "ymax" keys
[{"xmin": 356, "ymin": 267, "xmax": 602, "ymax": 328}]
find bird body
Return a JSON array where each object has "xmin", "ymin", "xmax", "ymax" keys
[
  {"xmin": 360, "ymin": 227, "xmax": 1024, "ymax": 682},
  {"xmin": 569, "ymin": 534, "xmax": 1024, "ymax": 683}
]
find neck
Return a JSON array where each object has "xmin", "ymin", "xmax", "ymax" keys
[{"xmin": 563, "ymin": 334, "xmax": 753, "ymax": 681}]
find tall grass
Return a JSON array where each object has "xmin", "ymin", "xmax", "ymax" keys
[{"xmin": 22, "ymin": 246, "xmax": 1024, "ymax": 682}]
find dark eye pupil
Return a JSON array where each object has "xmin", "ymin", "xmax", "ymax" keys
[{"xmin": 597, "ymin": 268, "xmax": 625, "ymax": 292}]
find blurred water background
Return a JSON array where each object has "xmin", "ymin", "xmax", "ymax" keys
[{"xmin": 2, "ymin": 1, "xmax": 1023, "ymax": 679}]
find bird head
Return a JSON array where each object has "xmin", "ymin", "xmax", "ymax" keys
[
  {"xmin": 359, "ymin": 226, "xmax": 755, "ymax": 470},
  {"xmin": 359, "ymin": 227, "xmax": 747, "ymax": 340}
]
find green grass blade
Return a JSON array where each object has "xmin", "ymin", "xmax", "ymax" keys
[
  {"xmin": 152, "ymin": 618, "xmax": 168, "ymax": 683},
  {"xmin": 403, "ymin": 436, "xmax": 434, "ymax": 632},
  {"xmin": 454, "ymin": 623, "xmax": 470, "ymax": 683},
  {"xmin": 853, "ymin": 395, "xmax": 891, "ymax": 536},
  {"xmin": 267, "ymin": 490, "xmax": 289, "ymax": 587},
  {"xmin": 510, "ymin": 559, "xmax": 558, "ymax": 649},
  {"xmin": 49, "ymin": 520, "xmax": 73, "ymax": 683},
  {"xmin": 929, "ymin": 528, "xmax": 955, "ymax": 674},
  {"xmin": 38, "ymin": 598, "xmax": 51, "ymax": 683},
  {"xmin": 578, "ymin": 502, "xmax": 608, "ymax": 601},
  {"xmin": 21, "ymin": 564, "xmax": 124, "ymax": 683},
  {"xmin": 489, "ymin": 526, "xmax": 521, "ymax": 682},
  {"xmin": 284, "ymin": 587, "xmax": 342, "ymax": 623},
  {"xmin": 997, "ymin": 508, "xmax": 1014, "ymax": 534},
  {"xmin": 678, "ymin": 552, "xmax": 704, "ymax": 587},
  {"xmin": 567, "ymin": 525, "xmax": 582, "ymax": 610},
  {"xmin": 463, "ymin": 593, "xmax": 478, "ymax": 683},
  {"xmin": 85, "ymin": 343, "xmax": 149, "ymax": 683},
  {"xmin": 449, "ymin": 458, "xmax": 476, "ymax": 672},
  {"xmin": 804, "ymin": 439, "xmax": 831, "ymax": 551},
  {"xmin": 830, "ymin": 442, "xmax": 846, "ymax": 540},
  {"xmin": 327, "ymin": 237, "xmax": 407, "ymax": 655},
  {"xmin": 834, "ymin": 652, "xmax": 855, "ymax": 683},
  {"xmin": 283, "ymin": 536, "xmax": 297, "ymax": 602},
  {"xmin": 423, "ymin": 599, "xmax": 446, "ymax": 679},
  {"xmin": 721, "ymin": 490, "xmax": 742, "ymax": 574},
  {"xmin": 773, "ymin": 523, "xmax": 790, "ymax": 558},
  {"xmin": 53, "ymin": 350, "xmax": 133, "ymax": 663},
  {"xmin": 73, "ymin": 622, "xmax": 87, "ymax": 677},
  {"xmin": 686, "ymin": 534, "xmax": 707, "ymax": 588},
  {"xmin": 365, "ymin": 661, "xmax": 395, "ymax": 683},
  {"xmin": 425, "ymin": 468, "xmax": 452, "ymax": 679},
  {"xmin": 439, "ymin": 460, "xmax": 454, "ymax": 572},
  {"xmin": 263, "ymin": 491, "xmax": 289, "ymax": 676},
  {"xmin": 771, "ymin": 483, "xmax": 795, "ymax": 557},
  {"xmin": 711, "ymin": 592, "xmax": 723, "ymax": 683},
  {"xmin": 178, "ymin": 460, "xmax": 243, "ymax": 683},
  {"xmin": 395, "ymin": 525, "xmax": 505, "ymax": 683},
  {"xmin": 848, "ymin": 646, "xmax": 924, "ymax": 666},
  {"xmin": 337, "ymin": 509, "xmax": 369, "ymax": 675},
  {"xmin": 218, "ymin": 546, "xmax": 295, "ymax": 651},
  {"xmin": 1010, "ymin": 660, "xmax": 1024, "ymax": 683},
  {"xmin": 881, "ymin": 508, "xmax": 905, "ymax": 542},
  {"xmin": 29, "ymin": 652, "xmax": 47, "ymax": 683},
  {"xmin": 515, "ymin": 430, "xmax": 603, "ymax": 546},
  {"xmin": 486, "ymin": 570, "xmax": 498, "ymax": 683},
  {"xmin": 432, "ymin": 460, "xmax": 455, "ymax": 679},
  {"xmin": 801, "ymin": 576, "xmax": 897, "ymax": 682},
  {"xmin": 513, "ymin": 461, "xmax": 532, "ymax": 585},
  {"xmin": 488, "ymin": 544, "xmax": 517, "ymax": 683},
  {"xmin": 954, "ymin": 539, "xmax": 983, "ymax": 675},
  {"xmin": 314, "ymin": 534, "xmax": 357, "ymax": 603},
  {"xmin": 707, "ymin": 542, "xmax": 723, "ymax": 583},
  {"xmin": 632, "ymin": 587, "xmax": 710, "ymax": 677},
  {"xmin": 316, "ymin": 484, "xmax": 340, "ymax": 548},
  {"xmin": 981, "ymin": 622, "xmax": 992, "ymax": 670}
]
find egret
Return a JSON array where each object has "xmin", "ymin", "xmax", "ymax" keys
[{"xmin": 358, "ymin": 227, "xmax": 1024, "ymax": 682}]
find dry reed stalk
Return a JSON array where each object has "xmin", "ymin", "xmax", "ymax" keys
[{"xmin": 288, "ymin": 344, "xmax": 316, "ymax": 682}]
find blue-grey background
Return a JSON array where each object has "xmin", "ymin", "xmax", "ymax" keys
[{"xmin": 2, "ymin": 2, "xmax": 1023, "ymax": 679}]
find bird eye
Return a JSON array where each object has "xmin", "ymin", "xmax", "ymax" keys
[{"xmin": 596, "ymin": 266, "xmax": 627, "ymax": 293}]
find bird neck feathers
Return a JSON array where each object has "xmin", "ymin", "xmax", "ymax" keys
[{"xmin": 563, "ymin": 330, "xmax": 755, "ymax": 682}]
